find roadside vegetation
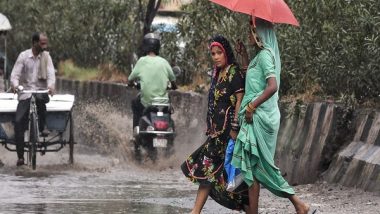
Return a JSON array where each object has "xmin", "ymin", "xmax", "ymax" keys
[
  {"xmin": 1, "ymin": 0, "xmax": 379, "ymax": 107},
  {"xmin": 172, "ymin": 0, "xmax": 380, "ymax": 107},
  {"xmin": 58, "ymin": 60, "xmax": 128, "ymax": 83},
  {"xmin": 58, "ymin": 60, "xmax": 99, "ymax": 81}
]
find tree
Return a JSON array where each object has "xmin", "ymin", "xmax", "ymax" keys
[
  {"xmin": 0, "ymin": 0, "xmax": 169, "ymax": 72},
  {"xmin": 135, "ymin": 0, "xmax": 167, "ymax": 57},
  {"xmin": 167, "ymin": 0, "xmax": 380, "ymax": 101}
]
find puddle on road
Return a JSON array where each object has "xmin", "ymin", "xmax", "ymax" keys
[
  {"xmin": 0, "ymin": 139, "xmax": 198, "ymax": 214},
  {"xmin": 0, "ymin": 101, "xmax": 206, "ymax": 214},
  {"xmin": 3, "ymin": 201, "xmax": 190, "ymax": 214},
  {"xmin": 0, "ymin": 153, "xmax": 195, "ymax": 214}
]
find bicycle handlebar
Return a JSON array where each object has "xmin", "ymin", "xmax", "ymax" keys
[{"xmin": 19, "ymin": 89, "xmax": 50, "ymax": 94}]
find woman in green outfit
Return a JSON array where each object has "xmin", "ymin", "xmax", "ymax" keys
[{"xmin": 232, "ymin": 18, "xmax": 313, "ymax": 214}]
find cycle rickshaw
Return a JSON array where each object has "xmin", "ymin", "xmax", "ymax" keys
[{"xmin": 0, "ymin": 91, "xmax": 75, "ymax": 169}]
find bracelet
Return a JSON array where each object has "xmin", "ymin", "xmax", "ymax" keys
[
  {"xmin": 246, "ymin": 106, "xmax": 253, "ymax": 113},
  {"xmin": 247, "ymin": 103, "xmax": 254, "ymax": 112},
  {"xmin": 231, "ymin": 122, "xmax": 239, "ymax": 127},
  {"xmin": 246, "ymin": 103, "xmax": 256, "ymax": 113},
  {"xmin": 231, "ymin": 126, "xmax": 240, "ymax": 131},
  {"xmin": 241, "ymin": 66, "xmax": 248, "ymax": 70},
  {"xmin": 248, "ymin": 102, "xmax": 256, "ymax": 111},
  {"xmin": 231, "ymin": 122, "xmax": 240, "ymax": 131}
]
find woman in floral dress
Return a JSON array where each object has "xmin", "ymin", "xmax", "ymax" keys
[{"xmin": 181, "ymin": 35, "xmax": 248, "ymax": 213}]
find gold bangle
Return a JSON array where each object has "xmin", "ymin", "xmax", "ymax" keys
[
  {"xmin": 246, "ymin": 104, "xmax": 254, "ymax": 113},
  {"xmin": 246, "ymin": 106, "xmax": 253, "ymax": 113},
  {"xmin": 248, "ymin": 103, "xmax": 256, "ymax": 112}
]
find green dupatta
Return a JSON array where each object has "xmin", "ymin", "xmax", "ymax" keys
[{"xmin": 231, "ymin": 19, "xmax": 295, "ymax": 197}]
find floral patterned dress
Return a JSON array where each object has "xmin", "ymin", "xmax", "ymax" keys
[{"xmin": 181, "ymin": 64, "xmax": 248, "ymax": 210}]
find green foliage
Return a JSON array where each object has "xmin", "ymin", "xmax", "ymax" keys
[
  {"xmin": 1, "ymin": 0, "xmax": 379, "ymax": 103},
  {"xmin": 0, "ymin": 0, "xmax": 148, "ymax": 72},
  {"xmin": 279, "ymin": 0, "xmax": 380, "ymax": 102},
  {"xmin": 58, "ymin": 60, "xmax": 99, "ymax": 81},
  {"xmin": 166, "ymin": 0, "xmax": 379, "ymax": 102}
]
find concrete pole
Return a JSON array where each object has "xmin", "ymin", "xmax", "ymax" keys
[{"xmin": 4, "ymin": 34, "xmax": 7, "ymax": 90}]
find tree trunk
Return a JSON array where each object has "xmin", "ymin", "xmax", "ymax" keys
[{"xmin": 136, "ymin": 0, "xmax": 161, "ymax": 58}]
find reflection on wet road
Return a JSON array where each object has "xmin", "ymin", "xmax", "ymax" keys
[
  {"xmin": 0, "ymin": 146, "xmax": 199, "ymax": 214},
  {"xmin": 0, "ymin": 102, "xmax": 230, "ymax": 214},
  {"xmin": 0, "ymin": 174, "xmax": 192, "ymax": 213}
]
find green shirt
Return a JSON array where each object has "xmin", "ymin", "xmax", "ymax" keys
[{"xmin": 128, "ymin": 55, "xmax": 175, "ymax": 107}]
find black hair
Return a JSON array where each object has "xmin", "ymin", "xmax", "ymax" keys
[
  {"xmin": 32, "ymin": 32, "xmax": 40, "ymax": 44},
  {"xmin": 209, "ymin": 34, "xmax": 236, "ymax": 65}
]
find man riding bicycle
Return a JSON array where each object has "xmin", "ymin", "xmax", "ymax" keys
[
  {"xmin": 128, "ymin": 33, "xmax": 176, "ymax": 136},
  {"xmin": 10, "ymin": 32, "xmax": 56, "ymax": 166}
]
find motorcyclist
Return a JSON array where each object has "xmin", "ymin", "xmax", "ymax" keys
[{"xmin": 128, "ymin": 33, "xmax": 176, "ymax": 135}]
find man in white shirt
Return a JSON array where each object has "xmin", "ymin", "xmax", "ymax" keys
[{"xmin": 10, "ymin": 32, "xmax": 55, "ymax": 166}]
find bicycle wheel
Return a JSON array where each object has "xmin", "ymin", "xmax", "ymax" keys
[
  {"xmin": 30, "ymin": 112, "xmax": 38, "ymax": 170},
  {"xmin": 68, "ymin": 112, "xmax": 74, "ymax": 164}
]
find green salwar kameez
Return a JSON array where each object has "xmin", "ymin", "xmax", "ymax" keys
[{"xmin": 232, "ymin": 21, "xmax": 295, "ymax": 198}]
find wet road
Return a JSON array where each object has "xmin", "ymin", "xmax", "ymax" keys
[
  {"xmin": 1, "ymin": 102, "xmax": 379, "ymax": 214},
  {"xmin": 1, "ymin": 145, "xmax": 380, "ymax": 214},
  {"xmin": 0, "ymin": 171, "xmax": 193, "ymax": 214},
  {"xmin": 0, "ymin": 100, "xmax": 228, "ymax": 214},
  {"xmin": 0, "ymin": 146, "xmax": 196, "ymax": 214},
  {"xmin": 0, "ymin": 141, "xmax": 243, "ymax": 214}
]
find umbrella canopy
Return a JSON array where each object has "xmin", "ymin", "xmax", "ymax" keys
[
  {"xmin": 0, "ymin": 13, "xmax": 12, "ymax": 32},
  {"xmin": 210, "ymin": 0, "xmax": 299, "ymax": 26}
]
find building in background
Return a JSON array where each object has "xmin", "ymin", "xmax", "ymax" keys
[
  {"xmin": 160, "ymin": 0, "xmax": 192, "ymax": 11},
  {"xmin": 153, "ymin": 0, "xmax": 192, "ymax": 32}
]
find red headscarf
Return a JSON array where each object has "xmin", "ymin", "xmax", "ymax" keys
[{"xmin": 209, "ymin": 41, "xmax": 227, "ymax": 60}]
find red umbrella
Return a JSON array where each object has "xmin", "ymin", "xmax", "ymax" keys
[{"xmin": 210, "ymin": 0, "xmax": 299, "ymax": 26}]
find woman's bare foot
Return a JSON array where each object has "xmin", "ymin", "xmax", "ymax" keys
[
  {"xmin": 288, "ymin": 195, "xmax": 312, "ymax": 214},
  {"xmin": 296, "ymin": 202, "xmax": 310, "ymax": 214}
]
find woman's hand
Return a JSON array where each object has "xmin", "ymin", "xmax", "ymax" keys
[
  {"xmin": 245, "ymin": 108, "xmax": 254, "ymax": 123},
  {"xmin": 229, "ymin": 130, "xmax": 238, "ymax": 140}
]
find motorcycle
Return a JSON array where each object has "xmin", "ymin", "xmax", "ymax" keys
[{"xmin": 129, "ymin": 82, "xmax": 176, "ymax": 162}]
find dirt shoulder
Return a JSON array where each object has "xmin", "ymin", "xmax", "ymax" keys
[{"xmin": 175, "ymin": 169, "xmax": 380, "ymax": 214}]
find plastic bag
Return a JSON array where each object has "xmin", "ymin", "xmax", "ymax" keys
[{"xmin": 224, "ymin": 138, "xmax": 244, "ymax": 192}]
